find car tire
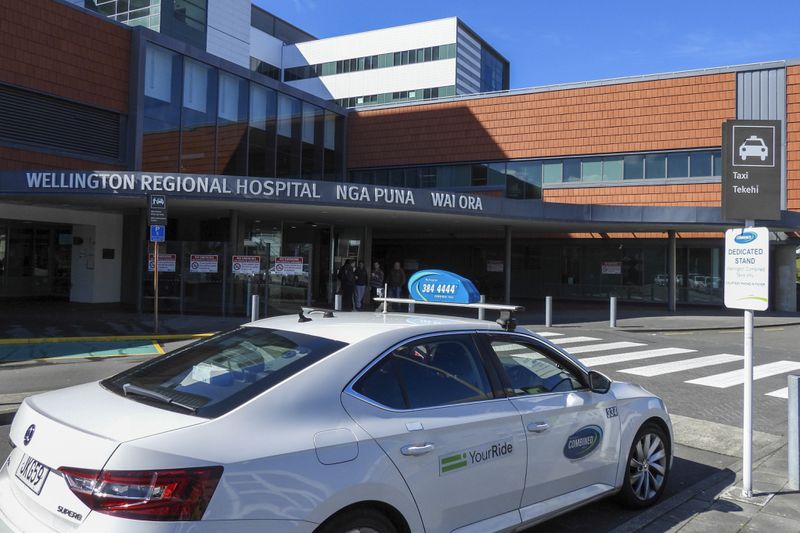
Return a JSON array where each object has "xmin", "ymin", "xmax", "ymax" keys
[
  {"xmin": 618, "ymin": 422, "xmax": 670, "ymax": 508},
  {"xmin": 317, "ymin": 507, "xmax": 399, "ymax": 533}
]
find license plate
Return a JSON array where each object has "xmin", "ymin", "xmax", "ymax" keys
[{"xmin": 15, "ymin": 454, "xmax": 51, "ymax": 495}]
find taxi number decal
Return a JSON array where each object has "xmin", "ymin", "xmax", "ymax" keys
[{"xmin": 606, "ymin": 406, "xmax": 618, "ymax": 418}]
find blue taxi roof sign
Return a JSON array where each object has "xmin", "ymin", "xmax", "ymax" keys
[{"xmin": 408, "ymin": 269, "xmax": 481, "ymax": 305}]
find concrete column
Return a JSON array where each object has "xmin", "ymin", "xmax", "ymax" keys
[
  {"xmin": 774, "ymin": 245, "xmax": 797, "ymax": 312},
  {"xmin": 668, "ymin": 230, "xmax": 677, "ymax": 312},
  {"xmin": 504, "ymin": 225, "xmax": 512, "ymax": 304}
]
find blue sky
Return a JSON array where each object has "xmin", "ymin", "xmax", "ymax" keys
[{"xmin": 254, "ymin": 0, "xmax": 800, "ymax": 89}]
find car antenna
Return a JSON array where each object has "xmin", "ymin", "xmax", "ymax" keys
[{"xmin": 298, "ymin": 308, "xmax": 312, "ymax": 323}]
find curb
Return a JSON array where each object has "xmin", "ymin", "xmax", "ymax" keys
[
  {"xmin": 0, "ymin": 333, "xmax": 215, "ymax": 345},
  {"xmin": 610, "ymin": 439, "xmax": 788, "ymax": 533}
]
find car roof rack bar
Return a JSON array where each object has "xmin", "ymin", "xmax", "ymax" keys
[
  {"xmin": 373, "ymin": 297, "xmax": 524, "ymax": 331},
  {"xmin": 373, "ymin": 297, "xmax": 524, "ymax": 313}
]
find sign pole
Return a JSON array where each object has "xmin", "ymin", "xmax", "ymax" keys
[
  {"xmin": 742, "ymin": 218, "xmax": 755, "ymax": 499},
  {"xmin": 154, "ymin": 240, "xmax": 159, "ymax": 334}
]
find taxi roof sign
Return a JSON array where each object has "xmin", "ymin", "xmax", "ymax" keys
[{"xmin": 408, "ymin": 269, "xmax": 481, "ymax": 304}]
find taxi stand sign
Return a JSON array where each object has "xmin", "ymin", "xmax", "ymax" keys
[
  {"xmin": 724, "ymin": 227, "xmax": 769, "ymax": 311},
  {"xmin": 724, "ymin": 225, "xmax": 769, "ymax": 500}
]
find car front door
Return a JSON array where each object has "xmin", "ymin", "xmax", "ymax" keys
[
  {"xmin": 342, "ymin": 333, "xmax": 528, "ymax": 533},
  {"xmin": 479, "ymin": 333, "xmax": 621, "ymax": 518}
]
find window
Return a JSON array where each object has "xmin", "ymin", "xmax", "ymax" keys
[
  {"xmin": 102, "ymin": 327, "xmax": 347, "ymax": 418},
  {"xmin": 603, "ymin": 157, "xmax": 623, "ymax": 181},
  {"xmin": 352, "ymin": 335, "xmax": 494, "ymax": 409},
  {"xmin": 645, "ymin": 154, "xmax": 666, "ymax": 179},
  {"xmin": 506, "ymin": 161, "xmax": 541, "ymax": 199},
  {"xmin": 623, "ymin": 155, "xmax": 644, "ymax": 179},
  {"xmin": 563, "ymin": 159, "xmax": 581, "ymax": 182},
  {"xmin": 690, "ymin": 151, "xmax": 713, "ymax": 177},
  {"xmin": 666, "ymin": 152, "xmax": 688, "ymax": 178},
  {"xmin": 581, "ymin": 158, "xmax": 603, "ymax": 182},
  {"xmin": 712, "ymin": 151, "xmax": 722, "ymax": 176},
  {"xmin": 486, "ymin": 339, "xmax": 583, "ymax": 396},
  {"xmin": 542, "ymin": 160, "xmax": 562, "ymax": 184}
]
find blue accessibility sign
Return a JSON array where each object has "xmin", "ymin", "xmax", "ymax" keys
[{"xmin": 150, "ymin": 224, "xmax": 165, "ymax": 242}]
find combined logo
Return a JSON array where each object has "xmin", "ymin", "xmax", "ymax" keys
[
  {"xmin": 439, "ymin": 440, "xmax": 514, "ymax": 475},
  {"xmin": 563, "ymin": 425, "xmax": 603, "ymax": 460},
  {"xmin": 734, "ymin": 231, "xmax": 757, "ymax": 245}
]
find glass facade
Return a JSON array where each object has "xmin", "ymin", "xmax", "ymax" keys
[
  {"xmin": 336, "ymin": 86, "xmax": 457, "ymax": 108},
  {"xmin": 86, "ymin": 0, "xmax": 207, "ymax": 48},
  {"xmin": 250, "ymin": 58, "xmax": 281, "ymax": 81},
  {"xmin": 480, "ymin": 47, "xmax": 506, "ymax": 92},
  {"xmin": 142, "ymin": 43, "xmax": 346, "ymax": 180},
  {"xmin": 284, "ymin": 44, "xmax": 457, "ymax": 82},
  {"xmin": 349, "ymin": 149, "xmax": 722, "ymax": 199},
  {"xmin": 250, "ymin": 5, "xmax": 315, "ymax": 44}
]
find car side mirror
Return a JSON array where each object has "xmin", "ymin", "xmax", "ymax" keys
[{"xmin": 588, "ymin": 371, "xmax": 611, "ymax": 394}]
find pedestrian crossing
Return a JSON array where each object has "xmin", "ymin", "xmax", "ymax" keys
[{"xmin": 532, "ymin": 330, "xmax": 797, "ymax": 400}]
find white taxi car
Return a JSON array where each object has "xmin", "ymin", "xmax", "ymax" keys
[{"xmin": 1, "ymin": 309, "xmax": 672, "ymax": 533}]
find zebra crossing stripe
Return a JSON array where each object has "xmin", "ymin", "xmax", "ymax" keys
[
  {"xmin": 766, "ymin": 388, "xmax": 788, "ymax": 399},
  {"xmin": 620, "ymin": 354, "xmax": 742, "ymax": 377},
  {"xmin": 686, "ymin": 361, "xmax": 800, "ymax": 388},
  {"xmin": 566, "ymin": 342, "xmax": 646, "ymax": 355},
  {"xmin": 550, "ymin": 336, "xmax": 601, "ymax": 345},
  {"xmin": 492, "ymin": 344, "xmax": 524, "ymax": 352},
  {"xmin": 580, "ymin": 347, "xmax": 696, "ymax": 367},
  {"xmin": 535, "ymin": 332, "xmax": 564, "ymax": 338}
]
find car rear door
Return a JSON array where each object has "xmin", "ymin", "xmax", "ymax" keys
[
  {"xmin": 342, "ymin": 332, "xmax": 527, "ymax": 533},
  {"xmin": 478, "ymin": 333, "xmax": 621, "ymax": 517}
]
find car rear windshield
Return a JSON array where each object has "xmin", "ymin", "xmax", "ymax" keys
[{"xmin": 102, "ymin": 327, "xmax": 347, "ymax": 418}]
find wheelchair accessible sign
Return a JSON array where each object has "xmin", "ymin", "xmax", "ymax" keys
[{"xmin": 724, "ymin": 227, "xmax": 769, "ymax": 311}]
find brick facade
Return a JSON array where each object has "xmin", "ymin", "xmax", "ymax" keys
[
  {"xmin": 787, "ymin": 65, "xmax": 800, "ymax": 211},
  {"xmin": 0, "ymin": 0, "xmax": 130, "ymax": 113},
  {"xmin": 348, "ymin": 72, "xmax": 738, "ymax": 208}
]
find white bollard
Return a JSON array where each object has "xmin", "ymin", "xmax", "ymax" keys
[
  {"xmin": 478, "ymin": 295, "xmax": 486, "ymax": 321},
  {"xmin": 250, "ymin": 295, "xmax": 260, "ymax": 322},
  {"xmin": 789, "ymin": 375, "xmax": 800, "ymax": 490},
  {"xmin": 334, "ymin": 294, "xmax": 342, "ymax": 311},
  {"xmin": 610, "ymin": 297, "xmax": 617, "ymax": 328},
  {"xmin": 545, "ymin": 296, "xmax": 552, "ymax": 328}
]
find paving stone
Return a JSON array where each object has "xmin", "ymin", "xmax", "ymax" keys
[
  {"xmin": 676, "ymin": 509, "xmax": 749, "ymax": 532},
  {"xmin": 741, "ymin": 512, "xmax": 800, "ymax": 533},
  {"xmin": 761, "ymin": 490, "xmax": 800, "ymax": 521},
  {"xmin": 634, "ymin": 517, "xmax": 684, "ymax": 533},
  {"xmin": 709, "ymin": 498, "xmax": 762, "ymax": 517}
]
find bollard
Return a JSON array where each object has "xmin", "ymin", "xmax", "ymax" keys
[
  {"xmin": 478, "ymin": 295, "xmax": 486, "ymax": 321},
  {"xmin": 610, "ymin": 296, "xmax": 617, "ymax": 328},
  {"xmin": 790, "ymin": 375, "xmax": 800, "ymax": 490},
  {"xmin": 545, "ymin": 296, "xmax": 552, "ymax": 328},
  {"xmin": 334, "ymin": 294, "xmax": 342, "ymax": 311},
  {"xmin": 409, "ymin": 302, "xmax": 415, "ymax": 313},
  {"xmin": 250, "ymin": 295, "xmax": 260, "ymax": 322}
]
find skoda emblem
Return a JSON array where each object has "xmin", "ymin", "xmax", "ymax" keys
[{"xmin": 23, "ymin": 424, "xmax": 35, "ymax": 446}]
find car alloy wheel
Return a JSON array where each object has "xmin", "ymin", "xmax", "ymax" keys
[{"xmin": 618, "ymin": 422, "xmax": 670, "ymax": 508}]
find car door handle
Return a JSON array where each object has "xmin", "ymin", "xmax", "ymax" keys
[
  {"xmin": 527, "ymin": 422, "xmax": 550, "ymax": 433},
  {"xmin": 401, "ymin": 443, "xmax": 435, "ymax": 456}
]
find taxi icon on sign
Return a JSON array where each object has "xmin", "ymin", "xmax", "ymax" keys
[{"xmin": 739, "ymin": 136, "xmax": 768, "ymax": 162}]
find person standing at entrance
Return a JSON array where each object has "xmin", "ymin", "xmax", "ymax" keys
[
  {"xmin": 338, "ymin": 260, "xmax": 355, "ymax": 311},
  {"xmin": 353, "ymin": 261, "xmax": 367, "ymax": 311},
  {"xmin": 369, "ymin": 262, "xmax": 384, "ymax": 309},
  {"xmin": 388, "ymin": 261, "xmax": 406, "ymax": 310}
]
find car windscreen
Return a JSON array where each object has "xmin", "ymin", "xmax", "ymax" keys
[{"xmin": 102, "ymin": 327, "xmax": 347, "ymax": 418}]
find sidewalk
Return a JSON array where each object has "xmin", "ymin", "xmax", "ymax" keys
[
  {"xmin": 2, "ymin": 300, "xmax": 799, "ymax": 340},
  {"xmin": 613, "ymin": 442, "xmax": 800, "ymax": 532}
]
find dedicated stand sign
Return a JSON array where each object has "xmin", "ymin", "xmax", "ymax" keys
[
  {"xmin": 721, "ymin": 118, "xmax": 781, "ymax": 499},
  {"xmin": 148, "ymin": 194, "xmax": 167, "ymax": 334}
]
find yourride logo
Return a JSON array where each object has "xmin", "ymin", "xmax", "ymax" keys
[
  {"xmin": 563, "ymin": 425, "xmax": 603, "ymax": 460},
  {"xmin": 439, "ymin": 440, "xmax": 514, "ymax": 475}
]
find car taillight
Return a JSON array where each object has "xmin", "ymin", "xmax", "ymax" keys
[{"xmin": 57, "ymin": 466, "xmax": 223, "ymax": 521}]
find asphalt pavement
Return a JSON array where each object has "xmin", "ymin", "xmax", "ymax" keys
[{"xmin": 2, "ymin": 304, "xmax": 800, "ymax": 531}]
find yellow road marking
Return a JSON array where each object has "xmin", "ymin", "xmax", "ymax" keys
[
  {"xmin": 153, "ymin": 341, "xmax": 166, "ymax": 355},
  {"xmin": 0, "ymin": 333, "xmax": 216, "ymax": 345},
  {"xmin": 27, "ymin": 353, "xmax": 156, "ymax": 362},
  {"xmin": 764, "ymin": 327, "xmax": 784, "ymax": 332}
]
